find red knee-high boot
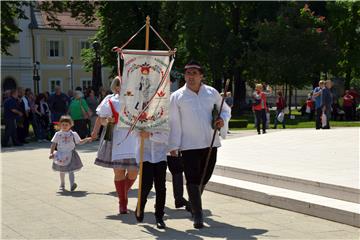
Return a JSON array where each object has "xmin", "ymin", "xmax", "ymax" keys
[
  {"xmin": 114, "ymin": 180, "xmax": 127, "ymax": 214},
  {"xmin": 124, "ymin": 177, "xmax": 136, "ymax": 209}
]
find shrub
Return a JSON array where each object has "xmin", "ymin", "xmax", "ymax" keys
[{"xmin": 229, "ymin": 119, "xmax": 248, "ymax": 128}]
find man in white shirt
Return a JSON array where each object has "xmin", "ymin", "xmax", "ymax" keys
[
  {"xmin": 169, "ymin": 60, "xmax": 231, "ymax": 229},
  {"xmin": 18, "ymin": 88, "xmax": 31, "ymax": 143}
]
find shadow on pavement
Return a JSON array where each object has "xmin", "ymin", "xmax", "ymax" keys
[
  {"xmin": 142, "ymin": 225, "xmax": 203, "ymax": 240},
  {"xmin": 163, "ymin": 206, "xmax": 193, "ymax": 220},
  {"xmin": 107, "ymin": 190, "xmax": 152, "ymax": 197},
  {"xmin": 169, "ymin": 208, "xmax": 267, "ymax": 240},
  {"xmin": 57, "ymin": 190, "xmax": 89, "ymax": 197},
  {"xmin": 101, "ymin": 189, "xmax": 156, "ymax": 199},
  {"xmin": 187, "ymin": 216, "xmax": 268, "ymax": 240},
  {"xmin": 104, "ymin": 205, "xmax": 189, "ymax": 226},
  {"xmin": 104, "ymin": 206, "xmax": 268, "ymax": 239},
  {"xmin": 105, "ymin": 210, "xmax": 138, "ymax": 224}
]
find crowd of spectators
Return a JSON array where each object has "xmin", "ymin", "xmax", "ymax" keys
[
  {"xmin": 2, "ymin": 86, "xmax": 111, "ymax": 147},
  {"xmin": 300, "ymin": 84, "xmax": 359, "ymax": 123}
]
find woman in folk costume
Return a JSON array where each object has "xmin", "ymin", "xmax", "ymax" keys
[{"xmin": 92, "ymin": 76, "xmax": 138, "ymax": 214}]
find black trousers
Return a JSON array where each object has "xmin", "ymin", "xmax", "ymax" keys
[
  {"xmin": 167, "ymin": 155, "xmax": 187, "ymax": 203},
  {"xmin": 73, "ymin": 119, "xmax": 88, "ymax": 138},
  {"xmin": 344, "ymin": 106, "xmax": 353, "ymax": 121},
  {"xmin": 323, "ymin": 108, "xmax": 331, "ymax": 129},
  {"xmin": 23, "ymin": 114, "xmax": 30, "ymax": 139},
  {"xmin": 3, "ymin": 118, "xmax": 19, "ymax": 146},
  {"xmin": 315, "ymin": 108, "xmax": 322, "ymax": 129},
  {"xmin": 167, "ymin": 155, "xmax": 184, "ymax": 175},
  {"xmin": 181, "ymin": 148, "xmax": 217, "ymax": 186},
  {"xmin": 140, "ymin": 161, "xmax": 167, "ymax": 218},
  {"xmin": 255, "ymin": 109, "xmax": 267, "ymax": 133},
  {"xmin": 17, "ymin": 115, "xmax": 29, "ymax": 142}
]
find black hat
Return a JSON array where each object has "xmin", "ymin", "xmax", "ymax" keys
[{"xmin": 184, "ymin": 60, "xmax": 203, "ymax": 73}]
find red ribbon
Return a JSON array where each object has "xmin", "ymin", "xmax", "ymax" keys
[{"xmin": 108, "ymin": 99, "xmax": 119, "ymax": 124}]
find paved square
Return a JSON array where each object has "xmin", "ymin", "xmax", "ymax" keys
[{"xmin": 1, "ymin": 131, "xmax": 359, "ymax": 239}]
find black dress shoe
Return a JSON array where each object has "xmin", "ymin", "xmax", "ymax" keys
[
  {"xmin": 194, "ymin": 214, "xmax": 204, "ymax": 229},
  {"xmin": 175, "ymin": 197, "xmax": 188, "ymax": 208},
  {"xmin": 156, "ymin": 217, "xmax": 166, "ymax": 229},
  {"xmin": 135, "ymin": 208, "xmax": 144, "ymax": 222}
]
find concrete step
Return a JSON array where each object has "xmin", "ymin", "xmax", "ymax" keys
[
  {"xmin": 205, "ymin": 174, "xmax": 360, "ymax": 228},
  {"xmin": 214, "ymin": 165, "xmax": 360, "ymax": 204}
]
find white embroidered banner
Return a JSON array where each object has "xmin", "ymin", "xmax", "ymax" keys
[{"xmin": 118, "ymin": 50, "xmax": 173, "ymax": 131}]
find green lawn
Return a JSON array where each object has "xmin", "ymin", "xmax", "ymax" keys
[{"xmin": 230, "ymin": 110, "xmax": 360, "ymax": 130}]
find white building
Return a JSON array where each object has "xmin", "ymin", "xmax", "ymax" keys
[{"xmin": 1, "ymin": 5, "xmax": 112, "ymax": 94}]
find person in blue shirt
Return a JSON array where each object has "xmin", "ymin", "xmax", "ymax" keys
[
  {"xmin": 2, "ymin": 89, "xmax": 23, "ymax": 147},
  {"xmin": 321, "ymin": 80, "xmax": 333, "ymax": 129},
  {"xmin": 312, "ymin": 80, "xmax": 325, "ymax": 129}
]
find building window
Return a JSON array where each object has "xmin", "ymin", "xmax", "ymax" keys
[
  {"xmin": 80, "ymin": 41, "xmax": 90, "ymax": 50},
  {"xmin": 79, "ymin": 40, "xmax": 90, "ymax": 56},
  {"xmin": 47, "ymin": 40, "xmax": 63, "ymax": 57},
  {"xmin": 81, "ymin": 79, "xmax": 92, "ymax": 90},
  {"xmin": 49, "ymin": 79, "xmax": 62, "ymax": 93}
]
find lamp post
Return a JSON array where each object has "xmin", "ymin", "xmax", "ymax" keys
[
  {"xmin": 33, "ymin": 61, "xmax": 40, "ymax": 95},
  {"xmin": 66, "ymin": 56, "xmax": 74, "ymax": 91},
  {"xmin": 92, "ymin": 41, "xmax": 102, "ymax": 94}
]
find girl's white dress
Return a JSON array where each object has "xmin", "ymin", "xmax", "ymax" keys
[{"xmin": 51, "ymin": 130, "xmax": 83, "ymax": 173}]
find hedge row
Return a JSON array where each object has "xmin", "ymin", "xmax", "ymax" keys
[{"xmin": 229, "ymin": 120, "xmax": 248, "ymax": 128}]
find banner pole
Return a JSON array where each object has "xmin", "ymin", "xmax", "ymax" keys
[
  {"xmin": 145, "ymin": 16, "xmax": 150, "ymax": 51},
  {"xmin": 136, "ymin": 15, "xmax": 150, "ymax": 218},
  {"xmin": 136, "ymin": 137, "xmax": 144, "ymax": 218}
]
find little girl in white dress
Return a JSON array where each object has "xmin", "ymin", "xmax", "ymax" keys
[{"xmin": 49, "ymin": 115, "xmax": 92, "ymax": 191}]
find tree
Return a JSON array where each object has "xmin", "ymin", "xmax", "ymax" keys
[
  {"xmin": 87, "ymin": 1, "xmax": 184, "ymax": 79},
  {"xmin": 1, "ymin": 1, "xmax": 29, "ymax": 55},
  {"xmin": 248, "ymin": 2, "xmax": 338, "ymax": 112},
  {"xmin": 326, "ymin": 1, "xmax": 360, "ymax": 89},
  {"xmin": 177, "ymin": 2, "xmax": 230, "ymax": 90},
  {"xmin": 4, "ymin": 1, "xmax": 357, "ymax": 101},
  {"xmin": 225, "ymin": 2, "xmax": 280, "ymax": 111},
  {"xmin": 176, "ymin": 2, "xmax": 280, "ymax": 111}
]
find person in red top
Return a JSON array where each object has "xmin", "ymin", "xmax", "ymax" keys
[
  {"xmin": 343, "ymin": 90, "xmax": 354, "ymax": 120},
  {"xmin": 348, "ymin": 87, "xmax": 359, "ymax": 101},
  {"xmin": 253, "ymin": 84, "xmax": 270, "ymax": 134},
  {"xmin": 348, "ymin": 87, "xmax": 359, "ymax": 119},
  {"xmin": 274, "ymin": 91, "xmax": 286, "ymax": 129},
  {"xmin": 305, "ymin": 93, "xmax": 315, "ymax": 120}
]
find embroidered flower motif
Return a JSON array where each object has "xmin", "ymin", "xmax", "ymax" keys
[
  {"xmin": 138, "ymin": 112, "xmax": 148, "ymax": 122},
  {"xmin": 124, "ymin": 91, "xmax": 134, "ymax": 96},
  {"xmin": 157, "ymin": 90, "xmax": 166, "ymax": 97},
  {"xmin": 140, "ymin": 63, "xmax": 151, "ymax": 75}
]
